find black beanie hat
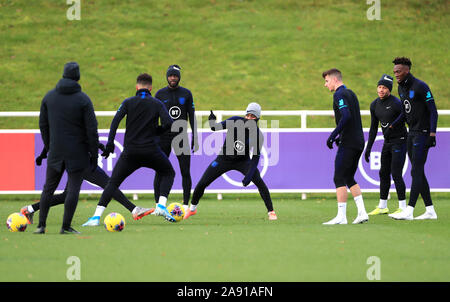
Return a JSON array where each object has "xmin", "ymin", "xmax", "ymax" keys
[
  {"xmin": 377, "ymin": 74, "xmax": 393, "ymax": 91},
  {"xmin": 63, "ymin": 62, "xmax": 80, "ymax": 81},
  {"xmin": 166, "ymin": 65, "xmax": 181, "ymax": 79}
]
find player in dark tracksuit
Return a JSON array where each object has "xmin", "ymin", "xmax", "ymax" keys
[
  {"xmin": 154, "ymin": 65, "xmax": 198, "ymax": 210},
  {"xmin": 390, "ymin": 57, "xmax": 438, "ymax": 220},
  {"xmin": 98, "ymin": 73, "xmax": 177, "ymax": 222},
  {"xmin": 365, "ymin": 74, "xmax": 408, "ymax": 216},
  {"xmin": 322, "ymin": 68, "xmax": 368, "ymax": 225},
  {"xmin": 20, "ymin": 144, "xmax": 152, "ymax": 226},
  {"xmin": 184, "ymin": 103, "xmax": 277, "ymax": 221}
]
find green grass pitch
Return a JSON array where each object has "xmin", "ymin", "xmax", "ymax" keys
[{"xmin": 1, "ymin": 193, "xmax": 449, "ymax": 282}]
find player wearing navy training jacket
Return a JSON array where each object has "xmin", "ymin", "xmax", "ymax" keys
[
  {"xmin": 389, "ymin": 57, "xmax": 439, "ymax": 220},
  {"xmin": 365, "ymin": 74, "xmax": 408, "ymax": 216},
  {"xmin": 98, "ymin": 73, "xmax": 177, "ymax": 222},
  {"xmin": 154, "ymin": 65, "xmax": 198, "ymax": 211},
  {"xmin": 322, "ymin": 68, "xmax": 368, "ymax": 225},
  {"xmin": 184, "ymin": 103, "xmax": 277, "ymax": 221}
]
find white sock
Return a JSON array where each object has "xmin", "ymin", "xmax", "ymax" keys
[
  {"xmin": 354, "ymin": 195, "xmax": 366, "ymax": 214},
  {"xmin": 93, "ymin": 206, "xmax": 105, "ymax": 218},
  {"xmin": 399, "ymin": 200, "xmax": 406, "ymax": 210},
  {"xmin": 405, "ymin": 205, "xmax": 414, "ymax": 215},
  {"xmin": 337, "ymin": 202, "xmax": 346, "ymax": 219},
  {"xmin": 378, "ymin": 199, "xmax": 388, "ymax": 209},
  {"xmin": 190, "ymin": 204, "xmax": 197, "ymax": 212},
  {"xmin": 27, "ymin": 205, "xmax": 35, "ymax": 213},
  {"xmin": 426, "ymin": 205, "xmax": 436, "ymax": 214},
  {"xmin": 158, "ymin": 196, "xmax": 167, "ymax": 207}
]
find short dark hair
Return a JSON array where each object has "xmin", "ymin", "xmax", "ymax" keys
[
  {"xmin": 136, "ymin": 73, "xmax": 153, "ymax": 85},
  {"xmin": 322, "ymin": 68, "xmax": 342, "ymax": 80},
  {"xmin": 392, "ymin": 57, "xmax": 412, "ymax": 69}
]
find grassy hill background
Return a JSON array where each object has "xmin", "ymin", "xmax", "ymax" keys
[{"xmin": 0, "ymin": 0, "xmax": 449, "ymax": 128}]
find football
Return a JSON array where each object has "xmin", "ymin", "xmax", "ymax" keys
[
  {"xmin": 104, "ymin": 212, "xmax": 125, "ymax": 232},
  {"xmin": 167, "ymin": 202, "xmax": 185, "ymax": 222},
  {"xmin": 6, "ymin": 213, "xmax": 28, "ymax": 232}
]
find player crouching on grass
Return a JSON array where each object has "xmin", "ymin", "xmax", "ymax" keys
[{"xmin": 184, "ymin": 103, "xmax": 277, "ymax": 221}]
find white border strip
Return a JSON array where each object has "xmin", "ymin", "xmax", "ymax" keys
[
  {"xmin": 2, "ymin": 189, "xmax": 450, "ymax": 195},
  {"xmin": 2, "ymin": 128, "xmax": 450, "ymax": 133}
]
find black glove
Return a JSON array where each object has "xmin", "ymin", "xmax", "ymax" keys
[
  {"xmin": 35, "ymin": 154, "xmax": 46, "ymax": 166},
  {"xmin": 89, "ymin": 155, "xmax": 98, "ymax": 172},
  {"xmin": 191, "ymin": 134, "xmax": 199, "ymax": 153},
  {"xmin": 101, "ymin": 142, "xmax": 114, "ymax": 159},
  {"xmin": 242, "ymin": 174, "xmax": 252, "ymax": 187},
  {"xmin": 364, "ymin": 149, "xmax": 371, "ymax": 163},
  {"xmin": 98, "ymin": 143, "xmax": 105, "ymax": 152},
  {"xmin": 335, "ymin": 136, "xmax": 340, "ymax": 147},
  {"xmin": 208, "ymin": 110, "xmax": 216, "ymax": 121},
  {"xmin": 384, "ymin": 125, "xmax": 392, "ymax": 138},
  {"xmin": 326, "ymin": 136, "xmax": 335, "ymax": 149},
  {"xmin": 35, "ymin": 148, "xmax": 48, "ymax": 166},
  {"xmin": 425, "ymin": 135, "xmax": 436, "ymax": 148}
]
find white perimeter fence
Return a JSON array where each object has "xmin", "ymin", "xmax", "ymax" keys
[{"xmin": 1, "ymin": 110, "xmax": 449, "ymax": 200}]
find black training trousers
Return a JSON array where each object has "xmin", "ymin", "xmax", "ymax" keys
[
  {"xmin": 379, "ymin": 141, "xmax": 407, "ymax": 201},
  {"xmin": 154, "ymin": 133, "xmax": 192, "ymax": 205},
  {"xmin": 191, "ymin": 157, "xmax": 274, "ymax": 212},
  {"xmin": 407, "ymin": 132, "xmax": 433, "ymax": 207},
  {"xmin": 32, "ymin": 166, "xmax": 136, "ymax": 213},
  {"xmin": 38, "ymin": 164, "xmax": 84, "ymax": 229},
  {"xmin": 99, "ymin": 147, "xmax": 175, "ymax": 207}
]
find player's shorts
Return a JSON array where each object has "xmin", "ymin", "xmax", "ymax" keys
[{"xmin": 333, "ymin": 146, "xmax": 362, "ymax": 188}]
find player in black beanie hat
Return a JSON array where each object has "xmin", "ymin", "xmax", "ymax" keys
[
  {"xmin": 365, "ymin": 73, "xmax": 407, "ymax": 216},
  {"xmin": 166, "ymin": 65, "xmax": 181, "ymax": 87},
  {"xmin": 154, "ymin": 65, "xmax": 198, "ymax": 211},
  {"xmin": 377, "ymin": 74, "xmax": 393, "ymax": 92}
]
